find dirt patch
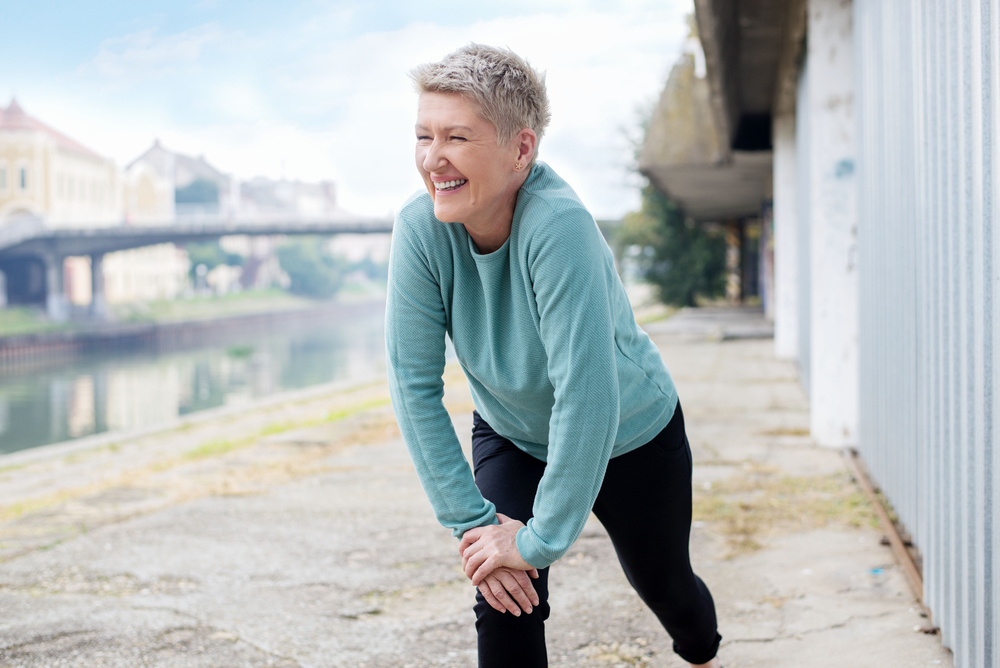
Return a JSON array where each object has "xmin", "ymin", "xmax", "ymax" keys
[{"xmin": 693, "ymin": 470, "xmax": 879, "ymax": 557}]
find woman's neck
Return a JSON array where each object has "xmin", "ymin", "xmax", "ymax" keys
[{"xmin": 463, "ymin": 167, "xmax": 530, "ymax": 254}]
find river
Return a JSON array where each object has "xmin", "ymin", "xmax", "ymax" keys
[{"xmin": 0, "ymin": 301, "xmax": 387, "ymax": 455}]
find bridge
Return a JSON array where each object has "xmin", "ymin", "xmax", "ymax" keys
[{"xmin": 0, "ymin": 215, "xmax": 394, "ymax": 321}]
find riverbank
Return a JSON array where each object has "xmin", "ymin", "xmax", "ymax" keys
[
  {"xmin": 0, "ymin": 288, "xmax": 386, "ymax": 374},
  {"xmin": 0, "ymin": 308, "xmax": 951, "ymax": 667},
  {"xmin": 0, "ymin": 283, "xmax": 385, "ymax": 336}
]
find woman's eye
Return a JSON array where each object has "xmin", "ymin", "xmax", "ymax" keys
[
  {"xmin": 451, "ymin": 136, "xmax": 467, "ymax": 142},
  {"xmin": 416, "ymin": 135, "xmax": 431, "ymax": 141}
]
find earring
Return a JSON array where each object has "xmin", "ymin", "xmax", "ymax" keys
[{"xmin": 515, "ymin": 162, "xmax": 523, "ymax": 171}]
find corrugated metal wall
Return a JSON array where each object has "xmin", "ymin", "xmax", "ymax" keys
[{"xmin": 855, "ymin": 1, "xmax": 998, "ymax": 666}]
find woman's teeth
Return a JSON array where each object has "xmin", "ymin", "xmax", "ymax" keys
[{"xmin": 434, "ymin": 179, "xmax": 467, "ymax": 191}]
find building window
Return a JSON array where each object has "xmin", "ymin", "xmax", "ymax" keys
[
  {"xmin": 18, "ymin": 166, "xmax": 28, "ymax": 192},
  {"xmin": 0, "ymin": 165, "xmax": 7, "ymax": 194}
]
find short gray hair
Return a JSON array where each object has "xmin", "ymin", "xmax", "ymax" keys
[{"xmin": 410, "ymin": 44, "xmax": 551, "ymax": 160}]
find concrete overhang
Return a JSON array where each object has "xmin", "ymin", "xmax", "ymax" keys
[
  {"xmin": 639, "ymin": 0, "xmax": 805, "ymax": 221},
  {"xmin": 643, "ymin": 151, "xmax": 773, "ymax": 220}
]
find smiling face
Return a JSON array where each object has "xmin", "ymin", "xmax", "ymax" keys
[{"xmin": 415, "ymin": 92, "xmax": 525, "ymax": 234}]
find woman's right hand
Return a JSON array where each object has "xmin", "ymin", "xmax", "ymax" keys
[{"xmin": 477, "ymin": 566, "xmax": 540, "ymax": 616}]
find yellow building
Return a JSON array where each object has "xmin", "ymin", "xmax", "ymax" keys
[
  {"xmin": 0, "ymin": 99, "xmax": 186, "ymax": 317},
  {"xmin": 0, "ymin": 99, "xmax": 120, "ymax": 224}
]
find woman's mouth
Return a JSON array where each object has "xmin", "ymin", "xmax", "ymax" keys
[{"xmin": 434, "ymin": 179, "xmax": 468, "ymax": 191}]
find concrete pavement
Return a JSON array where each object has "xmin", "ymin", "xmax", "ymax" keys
[{"xmin": 0, "ymin": 308, "xmax": 952, "ymax": 667}]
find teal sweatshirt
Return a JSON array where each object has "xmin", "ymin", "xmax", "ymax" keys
[{"xmin": 385, "ymin": 162, "xmax": 678, "ymax": 569}]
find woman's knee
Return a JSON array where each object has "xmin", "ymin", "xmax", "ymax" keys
[{"xmin": 474, "ymin": 593, "xmax": 551, "ymax": 630}]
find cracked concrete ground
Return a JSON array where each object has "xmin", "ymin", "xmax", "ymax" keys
[{"xmin": 0, "ymin": 308, "xmax": 953, "ymax": 667}]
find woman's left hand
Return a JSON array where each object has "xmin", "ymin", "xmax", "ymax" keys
[{"xmin": 459, "ymin": 512, "xmax": 534, "ymax": 585}]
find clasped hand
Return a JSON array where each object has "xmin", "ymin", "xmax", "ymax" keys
[{"xmin": 459, "ymin": 513, "xmax": 539, "ymax": 616}]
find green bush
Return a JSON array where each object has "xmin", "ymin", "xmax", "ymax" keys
[
  {"xmin": 185, "ymin": 241, "xmax": 243, "ymax": 283},
  {"xmin": 276, "ymin": 237, "xmax": 343, "ymax": 299},
  {"xmin": 617, "ymin": 184, "xmax": 726, "ymax": 307},
  {"xmin": 175, "ymin": 178, "xmax": 219, "ymax": 204}
]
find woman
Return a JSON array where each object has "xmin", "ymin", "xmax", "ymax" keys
[{"xmin": 386, "ymin": 44, "xmax": 722, "ymax": 668}]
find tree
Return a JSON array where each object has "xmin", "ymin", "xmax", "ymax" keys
[
  {"xmin": 175, "ymin": 178, "xmax": 219, "ymax": 204},
  {"xmin": 185, "ymin": 241, "xmax": 243, "ymax": 283},
  {"xmin": 617, "ymin": 184, "xmax": 726, "ymax": 307},
  {"xmin": 276, "ymin": 237, "xmax": 343, "ymax": 299}
]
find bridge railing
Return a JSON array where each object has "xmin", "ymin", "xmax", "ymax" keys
[
  {"xmin": 1, "ymin": 212, "xmax": 394, "ymax": 255},
  {"xmin": 171, "ymin": 210, "xmax": 393, "ymax": 229},
  {"xmin": 0, "ymin": 215, "xmax": 47, "ymax": 252}
]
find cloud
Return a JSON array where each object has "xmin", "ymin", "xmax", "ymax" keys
[
  {"xmin": 253, "ymin": 7, "xmax": 691, "ymax": 217},
  {"xmin": 53, "ymin": 1, "xmax": 692, "ymax": 219},
  {"xmin": 79, "ymin": 23, "xmax": 226, "ymax": 88}
]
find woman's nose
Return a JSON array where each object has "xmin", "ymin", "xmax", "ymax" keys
[{"xmin": 422, "ymin": 139, "xmax": 446, "ymax": 172}]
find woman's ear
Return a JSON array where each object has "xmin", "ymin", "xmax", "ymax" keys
[{"xmin": 514, "ymin": 128, "xmax": 538, "ymax": 168}]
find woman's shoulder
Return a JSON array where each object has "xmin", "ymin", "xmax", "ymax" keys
[
  {"xmin": 519, "ymin": 162, "xmax": 594, "ymax": 231},
  {"xmin": 518, "ymin": 163, "xmax": 599, "ymax": 240}
]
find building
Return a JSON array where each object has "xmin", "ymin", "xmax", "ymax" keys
[
  {"xmin": 127, "ymin": 139, "xmax": 237, "ymax": 218},
  {"xmin": 0, "ymin": 99, "xmax": 120, "ymax": 226},
  {"xmin": 640, "ymin": 2, "xmax": 999, "ymax": 665},
  {"xmin": 0, "ymin": 100, "xmax": 186, "ymax": 318},
  {"xmin": 239, "ymin": 176, "xmax": 336, "ymax": 220}
]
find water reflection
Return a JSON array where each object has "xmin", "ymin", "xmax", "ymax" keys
[{"xmin": 0, "ymin": 302, "xmax": 386, "ymax": 455}]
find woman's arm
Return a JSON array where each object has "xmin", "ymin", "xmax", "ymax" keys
[
  {"xmin": 388, "ymin": 219, "xmax": 541, "ymax": 613},
  {"xmin": 462, "ymin": 207, "xmax": 621, "ymax": 580},
  {"xmin": 386, "ymin": 219, "xmax": 497, "ymax": 535}
]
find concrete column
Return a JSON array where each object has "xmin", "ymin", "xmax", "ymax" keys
[
  {"xmin": 93, "ymin": 368, "xmax": 108, "ymax": 434},
  {"xmin": 90, "ymin": 252, "xmax": 107, "ymax": 319},
  {"xmin": 724, "ymin": 219, "xmax": 742, "ymax": 303},
  {"xmin": 43, "ymin": 253, "xmax": 68, "ymax": 321},
  {"xmin": 773, "ymin": 114, "xmax": 799, "ymax": 360},
  {"xmin": 805, "ymin": 0, "xmax": 858, "ymax": 447}
]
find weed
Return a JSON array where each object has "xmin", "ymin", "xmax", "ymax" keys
[{"xmin": 693, "ymin": 471, "xmax": 879, "ymax": 557}]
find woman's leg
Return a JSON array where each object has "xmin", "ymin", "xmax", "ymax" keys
[
  {"xmin": 471, "ymin": 411, "xmax": 550, "ymax": 668},
  {"xmin": 591, "ymin": 401, "xmax": 722, "ymax": 665}
]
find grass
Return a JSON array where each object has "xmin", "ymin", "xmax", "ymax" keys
[
  {"xmin": 0, "ymin": 306, "xmax": 74, "ymax": 337},
  {"xmin": 182, "ymin": 436, "xmax": 257, "ymax": 460},
  {"xmin": 0, "ymin": 490, "xmax": 77, "ymax": 523},
  {"xmin": 633, "ymin": 303, "xmax": 678, "ymax": 326},
  {"xmin": 0, "ymin": 290, "xmax": 330, "ymax": 338},
  {"xmin": 111, "ymin": 288, "xmax": 319, "ymax": 324},
  {"xmin": 693, "ymin": 470, "xmax": 879, "ymax": 558},
  {"xmin": 0, "ymin": 392, "xmax": 395, "ymax": 528},
  {"xmin": 181, "ymin": 395, "xmax": 392, "ymax": 461}
]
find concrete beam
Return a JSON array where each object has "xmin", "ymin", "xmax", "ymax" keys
[{"xmin": 693, "ymin": 0, "xmax": 741, "ymax": 152}]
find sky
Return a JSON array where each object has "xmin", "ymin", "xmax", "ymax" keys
[{"xmin": 0, "ymin": 0, "xmax": 693, "ymax": 220}]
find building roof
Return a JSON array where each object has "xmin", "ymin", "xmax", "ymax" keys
[
  {"xmin": 0, "ymin": 98, "xmax": 105, "ymax": 160},
  {"xmin": 127, "ymin": 139, "xmax": 230, "ymax": 189}
]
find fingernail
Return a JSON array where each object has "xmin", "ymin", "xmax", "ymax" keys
[
  {"xmin": 525, "ymin": 606, "xmax": 532, "ymax": 614},
  {"xmin": 513, "ymin": 609, "xmax": 520, "ymax": 617}
]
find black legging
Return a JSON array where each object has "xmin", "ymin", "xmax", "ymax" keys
[{"xmin": 470, "ymin": 401, "xmax": 721, "ymax": 667}]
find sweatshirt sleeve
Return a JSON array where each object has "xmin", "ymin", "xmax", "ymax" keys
[
  {"xmin": 385, "ymin": 218, "xmax": 498, "ymax": 537},
  {"xmin": 515, "ymin": 207, "xmax": 621, "ymax": 568}
]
